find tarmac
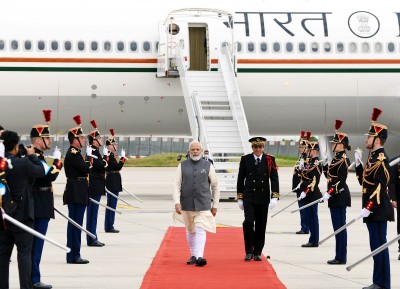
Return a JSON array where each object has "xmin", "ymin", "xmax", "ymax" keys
[{"xmin": 6, "ymin": 167, "xmax": 400, "ymax": 289}]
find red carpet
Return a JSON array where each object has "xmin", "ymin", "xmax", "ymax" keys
[{"xmin": 140, "ymin": 227, "xmax": 286, "ymax": 289}]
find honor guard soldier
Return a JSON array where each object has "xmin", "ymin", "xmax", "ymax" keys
[
  {"xmin": 293, "ymin": 131, "xmax": 310, "ymax": 235},
  {"xmin": 355, "ymin": 108, "xmax": 393, "ymax": 289},
  {"xmin": 63, "ymin": 115, "xmax": 94, "ymax": 264},
  {"xmin": 104, "ymin": 129, "xmax": 126, "ymax": 233},
  {"xmin": 237, "ymin": 137, "xmax": 279, "ymax": 261},
  {"xmin": 297, "ymin": 134, "xmax": 322, "ymax": 248},
  {"xmin": 31, "ymin": 110, "xmax": 63, "ymax": 289},
  {"xmin": 86, "ymin": 120, "xmax": 107, "ymax": 246},
  {"xmin": 321, "ymin": 120, "xmax": 351, "ymax": 265},
  {"xmin": 388, "ymin": 152, "xmax": 400, "ymax": 261},
  {"xmin": 0, "ymin": 130, "xmax": 45, "ymax": 289}
]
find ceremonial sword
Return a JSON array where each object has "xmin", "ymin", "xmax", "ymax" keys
[
  {"xmin": 54, "ymin": 206, "xmax": 96, "ymax": 239},
  {"xmin": 1, "ymin": 208, "xmax": 70, "ymax": 252},
  {"xmin": 123, "ymin": 187, "xmax": 144, "ymax": 203},
  {"xmin": 105, "ymin": 187, "xmax": 134, "ymax": 207},
  {"xmin": 90, "ymin": 198, "xmax": 122, "ymax": 214},
  {"xmin": 347, "ymin": 233, "xmax": 400, "ymax": 271},
  {"xmin": 271, "ymin": 197, "xmax": 300, "ymax": 218},
  {"xmin": 319, "ymin": 216, "xmax": 361, "ymax": 245},
  {"xmin": 291, "ymin": 197, "xmax": 323, "ymax": 213}
]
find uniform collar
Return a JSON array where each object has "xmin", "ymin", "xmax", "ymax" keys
[{"xmin": 253, "ymin": 153, "xmax": 263, "ymax": 160}]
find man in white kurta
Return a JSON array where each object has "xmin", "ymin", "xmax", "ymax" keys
[{"xmin": 173, "ymin": 141, "xmax": 220, "ymax": 266}]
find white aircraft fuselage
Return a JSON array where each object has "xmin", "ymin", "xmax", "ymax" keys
[{"xmin": 1, "ymin": 0, "xmax": 400, "ymax": 142}]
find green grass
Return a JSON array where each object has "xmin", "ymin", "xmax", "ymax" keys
[{"xmin": 124, "ymin": 153, "xmax": 298, "ymax": 167}]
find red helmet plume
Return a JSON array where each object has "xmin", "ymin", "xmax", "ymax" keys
[
  {"xmin": 371, "ymin": 108, "xmax": 382, "ymax": 122},
  {"xmin": 306, "ymin": 132, "xmax": 311, "ymax": 141},
  {"xmin": 42, "ymin": 110, "xmax": 52, "ymax": 123},
  {"xmin": 73, "ymin": 115, "xmax": 81, "ymax": 126},
  {"xmin": 110, "ymin": 129, "xmax": 115, "ymax": 136},
  {"xmin": 300, "ymin": 130, "xmax": 305, "ymax": 139},
  {"xmin": 335, "ymin": 120, "xmax": 343, "ymax": 131},
  {"xmin": 90, "ymin": 120, "xmax": 98, "ymax": 129}
]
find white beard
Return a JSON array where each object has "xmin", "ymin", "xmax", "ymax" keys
[{"xmin": 190, "ymin": 155, "xmax": 202, "ymax": 161}]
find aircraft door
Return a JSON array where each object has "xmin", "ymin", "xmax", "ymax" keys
[{"xmin": 188, "ymin": 26, "xmax": 208, "ymax": 71}]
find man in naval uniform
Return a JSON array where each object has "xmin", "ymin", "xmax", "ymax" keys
[
  {"xmin": 173, "ymin": 141, "xmax": 220, "ymax": 267},
  {"xmin": 104, "ymin": 129, "xmax": 127, "ymax": 233},
  {"xmin": 237, "ymin": 137, "xmax": 279, "ymax": 261},
  {"xmin": 388, "ymin": 153, "xmax": 400, "ymax": 261},
  {"xmin": 202, "ymin": 150, "xmax": 214, "ymax": 165},
  {"xmin": 355, "ymin": 108, "xmax": 393, "ymax": 289},
  {"xmin": 63, "ymin": 115, "xmax": 95, "ymax": 264},
  {"xmin": 30, "ymin": 110, "xmax": 63, "ymax": 289},
  {"xmin": 86, "ymin": 120, "xmax": 107, "ymax": 247}
]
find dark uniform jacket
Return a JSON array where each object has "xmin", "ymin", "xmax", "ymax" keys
[
  {"xmin": 237, "ymin": 153, "xmax": 279, "ymax": 204},
  {"xmin": 63, "ymin": 146, "xmax": 90, "ymax": 205},
  {"xmin": 292, "ymin": 153, "xmax": 307, "ymax": 190},
  {"xmin": 388, "ymin": 155, "xmax": 400, "ymax": 203},
  {"xmin": 356, "ymin": 147, "xmax": 393, "ymax": 222},
  {"xmin": 298, "ymin": 156, "xmax": 322, "ymax": 204},
  {"xmin": 5, "ymin": 152, "xmax": 45, "ymax": 222},
  {"xmin": 322, "ymin": 150, "xmax": 351, "ymax": 208},
  {"xmin": 106, "ymin": 152, "xmax": 125, "ymax": 192},
  {"xmin": 89, "ymin": 145, "xmax": 107, "ymax": 196},
  {"xmin": 32, "ymin": 148, "xmax": 63, "ymax": 219}
]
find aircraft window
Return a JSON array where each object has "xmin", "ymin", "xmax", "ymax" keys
[
  {"xmin": 349, "ymin": 42, "xmax": 357, "ymax": 53},
  {"xmin": 64, "ymin": 41, "xmax": 72, "ymax": 51},
  {"xmin": 298, "ymin": 42, "xmax": 306, "ymax": 53},
  {"xmin": 103, "ymin": 41, "xmax": 112, "ymax": 52},
  {"xmin": 130, "ymin": 41, "xmax": 138, "ymax": 52},
  {"xmin": 285, "ymin": 42, "xmax": 293, "ymax": 53},
  {"xmin": 11, "ymin": 40, "xmax": 18, "ymax": 50},
  {"xmin": 374, "ymin": 43, "xmax": 382, "ymax": 53},
  {"xmin": 387, "ymin": 42, "xmax": 395, "ymax": 53},
  {"xmin": 91, "ymin": 41, "xmax": 98, "ymax": 51},
  {"xmin": 51, "ymin": 41, "xmax": 59, "ymax": 51},
  {"xmin": 0, "ymin": 40, "xmax": 4, "ymax": 50},
  {"xmin": 273, "ymin": 42, "xmax": 281, "ymax": 52},
  {"xmin": 143, "ymin": 41, "xmax": 151, "ymax": 52},
  {"xmin": 37, "ymin": 40, "xmax": 45, "ymax": 51},
  {"xmin": 336, "ymin": 42, "xmax": 344, "ymax": 53},
  {"xmin": 155, "ymin": 41, "xmax": 159, "ymax": 52},
  {"xmin": 168, "ymin": 23, "xmax": 180, "ymax": 35},
  {"xmin": 324, "ymin": 42, "xmax": 331, "ymax": 53},
  {"xmin": 361, "ymin": 42, "xmax": 370, "ymax": 53},
  {"xmin": 311, "ymin": 42, "xmax": 319, "ymax": 53},
  {"xmin": 77, "ymin": 41, "xmax": 85, "ymax": 51},
  {"xmin": 24, "ymin": 40, "xmax": 32, "ymax": 51},
  {"xmin": 247, "ymin": 42, "xmax": 255, "ymax": 53},
  {"xmin": 260, "ymin": 42, "xmax": 267, "ymax": 52},
  {"xmin": 117, "ymin": 41, "xmax": 125, "ymax": 52},
  {"xmin": 236, "ymin": 42, "xmax": 242, "ymax": 52}
]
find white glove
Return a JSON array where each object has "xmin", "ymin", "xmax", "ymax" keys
[
  {"xmin": 0, "ymin": 141, "xmax": 4, "ymax": 158},
  {"xmin": 238, "ymin": 199, "xmax": 244, "ymax": 210},
  {"xmin": 358, "ymin": 208, "xmax": 371, "ymax": 218},
  {"xmin": 298, "ymin": 158, "xmax": 305, "ymax": 170},
  {"xmin": 355, "ymin": 149, "xmax": 362, "ymax": 167},
  {"xmin": 86, "ymin": 146, "xmax": 98, "ymax": 159},
  {"xmin": 102, "ymin": 146, "xmax": 109, "ymax": 156},
  {"xmin": 322, "ymin": 192, "xmax": 331, "ymax": 201},
  {"xmin": 322, "ymin": 151, "xmax": 328, "ymax": 166},
  {"xmin": 299, "ymin": 192, "xmax": 307, "ymax": 200},
  {"xmin": 269, "ymin": 198, "xmax": 278, "ymax": 210},
  {"xmin": 52, "ymin": 146, "xmax": 62, "ymax": 160},
  {"xmin": 120, "ymin": 148, "xmax": 127, "ymax": 159}
]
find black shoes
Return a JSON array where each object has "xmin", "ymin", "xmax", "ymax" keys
[
  {"xmin": 33, "ymin": 282, "xmax": 52, "ymax": 289},
  {"xmin": 195, "ymin": 257, "xmax": 207, "ymax": 267},
  {"xmin": 244, "ymin": 254, "xmax": 253, "ymax": 261},
  {"xmin": 88, "ymin": 240, "xmax": 105, "ymax": 247},
  {"xmin": 301, "ymin": 242, "xmax": 318, "ymax": 248},
  {"xmin": 327, "ymin": 259, "xmax": 346, "ymax": 265},
  {"xmin": 398, "ymin": 254, "xmax": 400, "ymax": 260},
  {"xmin": 362, "ymin": 284, "xmax": 384, "ymax": 289},
  {"xmin": 105, "ymin": 229, "xmax": 120, "ymax": 233},
  {"xmin": 67, "ymin": 257, "xmax": 89, "ymax": 264},
  {"xmin": 296, "ymin": 230, "xmax": 309, "ymax": 234},
  {"xmin": 253, "ymin": 255, "xmax": 262, "ymax": 261},
  {"xmin": 186, "ymin": 256, "xmax": 197, "ymax": 265}
]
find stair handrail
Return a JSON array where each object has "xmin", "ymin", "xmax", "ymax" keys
[{"xmin": 219, "ymin": 44, "xmax": 251, "ymax": 154}]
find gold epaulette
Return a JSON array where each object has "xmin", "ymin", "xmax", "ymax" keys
[
  {"xmin": 272, "ymin": 192, "xmax": 280, "ymax": 198},
  {"xmin": 71, "ymin": 148, "xmax": 79, "ymax": 154},
  {"xmin": 237, "ymin": 193, "xmax": 243, "ymax": 199}
]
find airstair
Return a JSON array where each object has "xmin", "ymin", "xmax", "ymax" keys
[{"xmin": 176, "ymin": 45, "xmax": 251, "ymax": 198}]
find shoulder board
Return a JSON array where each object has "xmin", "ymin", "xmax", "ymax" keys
[
  {"xmin": 378, "ymin": 153, "xmax": 386, "ymax": 162},
  {"xmin": 342, "ymin": 153, "xmax": 348, "ymax": 159},
  {"xmin": 71, "ymin": 148, "xmax": 79, "ymax": 154},
  {"xmin": 266, "ymin": 154, "xmax": 275, "ymax": 159}
]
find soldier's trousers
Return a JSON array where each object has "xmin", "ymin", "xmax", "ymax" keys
[
  {"xmin": 86, "ymin": 194, "xmax": 101, "ymax": 244},
  {"xmin": 242, "ymin": 202, "xmax": 268, "ymax": 255},
  {"xmin": 329, "ymin": 207, "xmax": 347, "ymax": 262},
  {"xmin": 105, "ymin": 190, "xmax": 119, "ymax": 231},
  {"xmin": 32, "ymin": 217, "xmax": 50, "ymax": 284},
  {"xmin": 305, "ymin": 204, "xmax": 319, "ymax": 245}
]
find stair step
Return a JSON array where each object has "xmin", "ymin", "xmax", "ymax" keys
[
  {"xmin": 204, "ymin": 120, "xmax": 238, "ymax": 127},
  {"xmin": 197, "ymin": 93, "xmax": 228, "ymax": 100}
]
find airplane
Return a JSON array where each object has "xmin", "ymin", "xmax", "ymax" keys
[{"xmin": 0, "ymin": 0, "xmax": 400, "ymax": 157}]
